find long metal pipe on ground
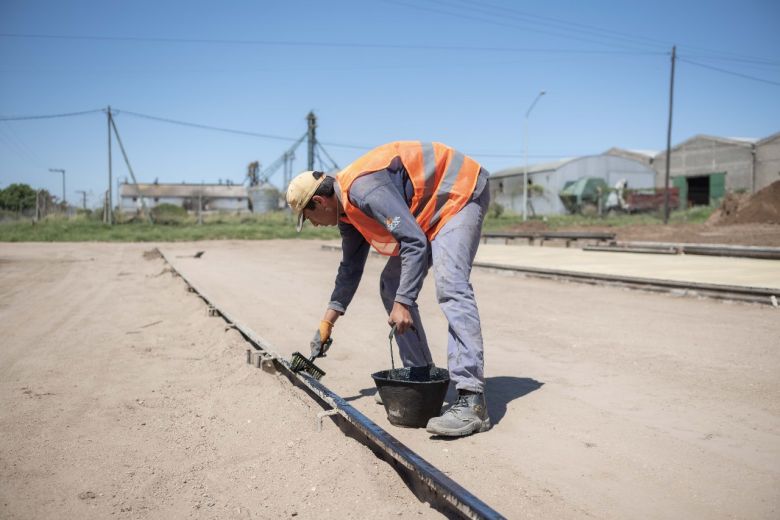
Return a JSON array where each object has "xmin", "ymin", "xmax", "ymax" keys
[{"xmin": 158, "ymin": 249, "xmax": 506, "ymax": 520}]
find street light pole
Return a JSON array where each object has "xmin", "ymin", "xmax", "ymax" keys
[
  {"xmin": 523, "ymin": 90, "xmax": 546, "ymax": 221},
  {"xmin": 49, "ymin": 168, "xmax": 66, "ymax": 208},
  {"xmin": 76, "ymin": 190, "xmax": 88, "ymax": 210}
]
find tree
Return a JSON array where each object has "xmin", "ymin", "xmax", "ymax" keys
[{"xmin": 0, "ymin": 183, "xmax": 39, "ymax": 211}]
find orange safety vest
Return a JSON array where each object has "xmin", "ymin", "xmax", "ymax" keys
[{"xmin": 336, "ymin": 141, "xmax": 481, "ymax": 256}]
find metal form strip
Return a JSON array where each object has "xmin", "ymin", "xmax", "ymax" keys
[
  {"xmin": 321, "ymin": 244, "xmax": 778, "ymax": 306},
  {"xmin": 158, "ymin": 250, "xmax": 506, "ymax": 520},
  {"xmin": 583, "ymin": 242, "xmax": 780, "ymax": 260}
]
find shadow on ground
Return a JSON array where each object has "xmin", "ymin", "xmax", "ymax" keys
[
  {"xmin": 442, "ymin": 376, "xmax": 543, "ymax": 425},
  {"xmin": 484, "ymin": 376, "xmax": 544, "ymax": 424},
  {"xmin": 343, "ymin": 387, "xmax": 378, "ymax": 403},
  {"xmin": 345, "ymin": 376, "xmax": 543, "ymax": 427}
]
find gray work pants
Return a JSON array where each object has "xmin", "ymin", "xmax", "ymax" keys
[{"xmin": 379, "ymin": 186, "xmax": 490, "ymax": 393}]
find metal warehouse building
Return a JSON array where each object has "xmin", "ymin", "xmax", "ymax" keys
[
  {"xmin": 489, "ymin": 155, "xmax": 656, "ymax": 216},
  {"xmin": 755, "ymin": 131, "xmax": 780, "ymax": 191},
  {"xmin": 652, "ymin": 135, "xmax": 758, "ymax": 208},
  {"xmin": 651, "ymin": 132, "xmax": 780, "ymax": 208}
]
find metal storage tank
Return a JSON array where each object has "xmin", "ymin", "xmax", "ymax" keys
[{"xmin": 248, "ymin": 183, "xmax": 279, "ymax": 214}]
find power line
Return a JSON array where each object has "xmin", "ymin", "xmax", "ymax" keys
[
  {"xmin": 383, "ymin": 0, "xmax": 665, "ymax": 53},
  {"xmin": 316, "ymin": 139, "xmax": 371, "ymax": 151},
  {"xmin": 0, "ymin": 32, "xmax": 663, "ymax": 56},
  {"xmin": 432, "ymin": 0, "xmax": 669, "ymax": 52},
  {"xmin": 0, "ymin": 108, "xmax": 104, "ymax": 121},
  {"xmin": 680, "ymin": 52, "xmax": 780, "ymax": 68},
  {"xmin": 387, "ymin": 0, "xmax": 778, "ymax": 66},
  {"xmin": 113, "ymin": 109, "xmax": 308, "ymax": 142},
  {"xmin": 679, "ymin": 57, "xmax": 780, "ymax": 87},
  {"xmin": 0, "ymin": 122, "xmax": 47, "ymax": 167}
]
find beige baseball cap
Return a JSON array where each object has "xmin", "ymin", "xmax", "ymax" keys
[{"xmin": 286, "ymin": 170, "xmax": 325, "ymax": 232}]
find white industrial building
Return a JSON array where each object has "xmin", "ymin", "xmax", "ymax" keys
[
  {"xmin": 489, "ymin": 155, "xmax": 656, "ymax": 216},
  {"xmin": 119, "ymin": 183, "xmax": 250, "ymax": 213},
  {"xmin": 489, "ymin": 131, "xmax": 779, "ymax": 215}
]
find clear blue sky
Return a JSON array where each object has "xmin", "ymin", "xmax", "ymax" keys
[{"xmin": 1, "ymin": 0, "xmax": 778, "ymax": 208}]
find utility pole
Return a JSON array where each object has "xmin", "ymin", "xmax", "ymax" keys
[
  {"xmin": 76, "ymin": 190, "xmax": 87, "ymax": 210},
  {"xmin": 198, "ymin": 181, "xmax": 203, "ymax": 225},
  {"xmin": 523, "ymin": 91, "xmax": 546, "ymax": 221},
  {"xmin": 109, "ymin": 115, "xmax": 153, "ymax": 223},
  {"xmin": 307, "ymin": 111, "xmax": 317, "ymax": 171},
  {"xmin": 49, "ymin": 168, "xmax": 66, "ymax": 209},
  {"xmin": 107, "ymin": 105, "xmax": 114, "ymax": 225},
  {"xmin": 663, "ymin": 46, "xmax": 676, "ymax": 224}
]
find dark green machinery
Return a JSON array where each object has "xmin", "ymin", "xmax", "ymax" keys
[{"xmin": 559, "ymin": 177, "xmax": 609, "ymax": 215}]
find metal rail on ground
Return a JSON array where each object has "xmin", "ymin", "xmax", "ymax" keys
[
  {"xmin": 157, "ymin": 249, "xmax": 506, "ymax": 520},
  {"xmin": 321, "ymin": 244, "xmax": 779, "ymax": 306}
]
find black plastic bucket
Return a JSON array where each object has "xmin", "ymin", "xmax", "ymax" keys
[{"xmin": 371, "ymin": 366, "xmax": 450, "ymax": 428}]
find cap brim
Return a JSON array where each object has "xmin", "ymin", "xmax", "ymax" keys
[{"xmin": 295, "ymin": 211, "xmax": 305, "ymax": 232}]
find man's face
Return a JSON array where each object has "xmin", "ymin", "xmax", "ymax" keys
[{"xmin": 303, "ymin": 198, "xmax": 336, "ymax": 227}]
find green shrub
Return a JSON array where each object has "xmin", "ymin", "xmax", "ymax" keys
[
  {"xmin": 488, "ymin": 202, "xmax": 504, "ymax": 219},
  {"xmin": 150, "ymin": 203, "xmax": 188, "ymax": 225}
]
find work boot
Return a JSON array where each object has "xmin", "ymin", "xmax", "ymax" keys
[{"xmin": 426, "ymin": 391, "xmax": 491, "ymax": 437}]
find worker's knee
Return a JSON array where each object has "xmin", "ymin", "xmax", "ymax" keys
[{"xmin": 434, "ymin": 270, "xmax": 473, "ymax": 304}]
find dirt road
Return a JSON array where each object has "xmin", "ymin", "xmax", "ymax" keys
[{"xmin": 2, "ymin": 241, "xmax": 779, "ymax": 519}]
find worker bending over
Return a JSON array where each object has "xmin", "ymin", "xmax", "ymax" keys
[{"xmin": 286, "ymin": 141, "xmax": 491, "ymax": 437}]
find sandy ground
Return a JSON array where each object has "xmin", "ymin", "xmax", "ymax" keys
[
  {"xmin": 2, "ymin": 240, "xmax": 779, "ymax": 519},
  {"xmin": 0, "ymin": 243, "xmax": 439, "ymax": 519}
]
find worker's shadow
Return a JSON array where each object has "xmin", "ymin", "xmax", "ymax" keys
[
  {"xmin": 344, "ymin": 376, "xmax": 543, "ymax": 426},
  {"xmin": 443, "ymin": 376, "xmax": 544, "ymax": 425},
  {"xmin": 343, "ymin": 387, "xmax": 379, "ymax": 403}
]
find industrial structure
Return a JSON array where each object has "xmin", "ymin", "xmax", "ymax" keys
[
  {"xmin": 602, "ymin": 148, "xmax": 657, "ymax": 166},
  {"xmin": 489, "ymin": 155, "xmax": 655, "ymax": 216},
  {"xmin": 491, "ymin": 131, "xmax": 779, "ymax": 215},
  {"xmin": 118, "ymin": 182, "xmax": 250, "ymax": 214},
  {"xmin": 653, "ymin": 135, "xmax": 756, "ymax": 208}
]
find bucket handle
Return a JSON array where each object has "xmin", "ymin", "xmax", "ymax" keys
[
  {"xmin": 388, "ymin": 324, "xmax": 419, "ymax": 371},
  {"xmin": 388, "ymin": 325, "xmax": 397, "ymax": 370}
]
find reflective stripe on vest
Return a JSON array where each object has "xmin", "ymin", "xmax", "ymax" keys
[{"xmin": 336, "ymin": 141, "xmax": 481, "ymax": 256}]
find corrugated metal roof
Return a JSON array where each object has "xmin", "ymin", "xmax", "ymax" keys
[
  {"xmin": 490, "ymin": 158, "xmax": 574, "ymax": 179},
  {"xmin": 119, "ymin": 183, "xmax": 248, "ymax": 198},
  {"xmin": 603, "ymin": 147, "xmax": 659, "ymax": 158},
  {"xmin": 661, "ymin": 134, "xmax": 758, "ymax": 154},
  {"xmin": 757, "ymin": 130, "xmax": 780, "ymax": 146},
  {"xmin": 726, "ymin": 137, "xmax": 760, "ymax": 144}
]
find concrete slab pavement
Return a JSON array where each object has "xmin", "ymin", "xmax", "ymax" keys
[{"xmin": 474, "ymin": 243, "xmax": 780, "ymax": 290}]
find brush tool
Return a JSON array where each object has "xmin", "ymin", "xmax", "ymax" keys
[
  {"xmin": 290, "ymin": 352, "xmax": 326, "ymax": 380},
  {"xmin": 290, "ymin": 337, "xmax": 331, "ymax": 380}
]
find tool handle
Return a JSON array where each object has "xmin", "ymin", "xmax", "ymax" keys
[{"xmin": 310, "ymin": 337, "xmax": 333, "ymax": 362}]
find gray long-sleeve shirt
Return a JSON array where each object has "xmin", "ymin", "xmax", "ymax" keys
[{"xmin": 327, "ymin": 158, "xmax": 486, "ymax": 314}]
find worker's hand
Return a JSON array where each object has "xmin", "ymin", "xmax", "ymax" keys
[
  {"xmin": 388, "ymin": 302, "xmax": 414, "ymax": 335},
  {"xmin": 310, "ymin": 320, "xmax": 334, "ymax": 358}
]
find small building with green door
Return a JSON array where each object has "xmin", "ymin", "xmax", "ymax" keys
[{"xmin": 653, "ymin": 135, "xmax": 758, "ymax": 209}]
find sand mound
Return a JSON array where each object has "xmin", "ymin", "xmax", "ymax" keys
[{"xmin": 709, "ymin": 181, "xmax": 780, "ymax": 225}]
